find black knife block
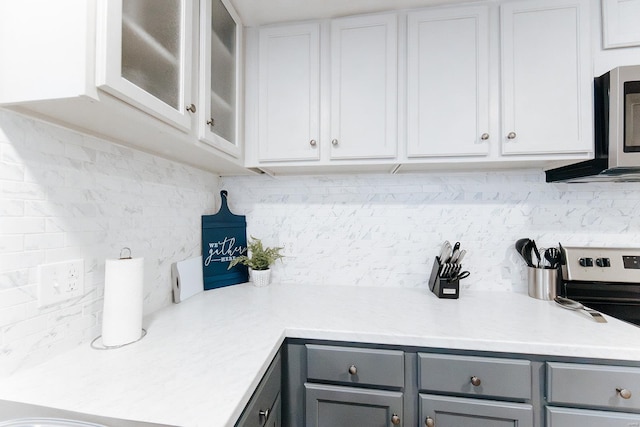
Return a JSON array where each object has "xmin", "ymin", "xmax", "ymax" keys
[{"xmin": 428, "ymin": 256, "xmax": 459, "ymax": 299}]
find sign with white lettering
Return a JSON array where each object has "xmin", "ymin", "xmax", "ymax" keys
[{"xmin": 201, "ymin": 191, "xmax": 248, "ymax": 290}]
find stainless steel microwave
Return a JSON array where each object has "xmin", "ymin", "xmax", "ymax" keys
[{"xmin": 546, "ymin": 65, "xmax": 640, "ymax": 182}]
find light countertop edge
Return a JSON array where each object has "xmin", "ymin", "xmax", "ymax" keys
[{"xmin": 0, "ymin": 283, "xmax": 639, "ymax": 427}]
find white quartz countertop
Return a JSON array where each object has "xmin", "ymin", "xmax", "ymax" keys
[{"xmin": 0, "ymin": 283, "xmax": 639, "ymax": 426}]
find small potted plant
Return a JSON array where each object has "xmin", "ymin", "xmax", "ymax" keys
[{"xmin": 228, "ymin": 236, "xmax": 284, "ymax": 287}]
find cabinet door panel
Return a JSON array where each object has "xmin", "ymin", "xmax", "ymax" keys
[
  {"xmin": 258, "ymin": 24, "xmax": 320, "ymax": 162},
  {"xmin": 407, "ymin": 6, "xmax": 489, "ymax": 157},
  {"xmin": 305, "ymin": 383, "xmax": 402, "ymax": 427},
  {"xmin": 419, "ymin": 394, "xmax": 533, "ymax": 427},
  {"xmin": 547, "ymin": 406, "xmax": 640, "ymax": 427},
  {"xmin": 500, "ymin": 0, "xmax": 591, "ymax": 155},
  {"xmin": 198, "ymin": 0, "xmax": 242, "ymax": 157},
  {"xmin": 97, "ymin": 0, "xmax": 194, "ymax": 131},
  {"xmin": 330, "ymin": 14, "xmax": 397, "ymax": 160}
]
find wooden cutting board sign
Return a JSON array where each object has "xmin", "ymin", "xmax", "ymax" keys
[{"xmin": 201, "ymin": 190, "xmax": 248, "ymax": 290}]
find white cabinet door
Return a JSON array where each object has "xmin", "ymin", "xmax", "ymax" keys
[
  {"xmin": 330, "ymin": 13, "xmax": 398, "ymax": 160},
  {"xmin": 198, "ymin": 0, "xmax": 242, "ymax": 158},
  {"xmin": 407, "ymin": 6, "xmax": 490, "ymax": 158},
  {"xmin": 258, "ymin": 23, "xmax": 321, "ymax": 162},
  {"xmin": 97, "ymin": 0, "xmax": 195, "ymax": 131},
  {"xmin": 500, "ymin": 0, "xmax": 592, "ymax": 156},
  {"xmin": 602, "ymin": 0, "xmax": 640, "ymax": 48}
]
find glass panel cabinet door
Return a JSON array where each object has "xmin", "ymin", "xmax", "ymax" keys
[
  {"xmin": 198, "ymin": 0, "xmax": 242, "ymax": 157},
  {"xmin": 97, "ymin": 0, "xmax": 194, "ymax": 131}
]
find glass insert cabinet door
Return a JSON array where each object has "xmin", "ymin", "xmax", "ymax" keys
[
  {"xmin": 97, "ymin": 0, "xmax": 194, "ymax": 131},
  {"xmin": 198, "ymin": 0, "xmax": 242, "ymax": 157}
]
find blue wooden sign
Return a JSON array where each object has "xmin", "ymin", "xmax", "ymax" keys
[{"xmin": 201, "ymin": 191, "xmax": 248, "ymax": 290}]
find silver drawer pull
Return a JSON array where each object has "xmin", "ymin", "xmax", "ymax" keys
[
  {"xmin": 332, "ymin": 139, "xmax": 339, "ymax": 146},
  {"xmin": 391, "ymin": 414, "xmax": 401, "ymax": 425},
  {"xmin": 259, "ymin": 408, "xmax": 270, "ymax": 420},
  {"xmin": 186, "ymin": 104, "xmax": 197, "ymax": 113},
  {"xmin": 470, "ymin": 376, "xmax": 481, "ymax": 387},
  {"xmin": 425, "ymin": 416, "xmax": 435, "ymax": 427},
  {"xmin": 309, "ymin": 139, "xmax": 317, "ymax": 146},
  {"xmin": 348, "ymin": 364, "xmax": 357, "ymax": 375},
  {"xmin": 480, "ymin": 133, "xmax": 489, "ymax": 140},
  {"xmin": 507, "ymin": 131, "xmax": 516, "ymax": 139},
  {"xmin": 617, "ymin": 387, "xmax": 632, "ymax": 399}
]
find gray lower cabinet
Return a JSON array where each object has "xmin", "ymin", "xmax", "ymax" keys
[
  {"xmin": 420, "ymin": 394, "xmax": 534, "ymax": 427},
  {"xmin": 547, "ymin": 406, "xmax": 640, "ymax": 426},
  {"xmin": 235, "ymin": 352, "xmax": 282, "ymax": 427},
  {"xmin": 305, "ymin": 383, "xmax": 403, "ymax": 427}
]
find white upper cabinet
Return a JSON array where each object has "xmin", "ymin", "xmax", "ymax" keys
[
  {"xmin": 500, "ymin": 0, "xmax": 592, "ymax": 156},
  {"xmin": 602, "ymin": 0, "xmax": 640, "ymax": 48},
  {"xmin": 257, "ymin": 23, "xmax": 321, "ymax": 162},
  {"xmin": 97, "ymin": 0, "xmax": 195, "ymax": 131},
  {"xmin": 330, "ymin": 13, "xmax": 398, "ymax": 160},
  {"xmin": 406, "ymin": 6, "xmax": 490, "ymax": 158},
  {"xmin": 198, "ymin": 0, "xmax": 243, "ymax": 157}
]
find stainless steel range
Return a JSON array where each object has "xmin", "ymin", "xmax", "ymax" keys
[{"xmin": 559, "ymin": 246, "xmax": 640, "ymax": 326}]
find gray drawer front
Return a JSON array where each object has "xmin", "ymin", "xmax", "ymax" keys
[
  {"xmin": 547, "ymin": 406, "xmax": 640, "ymax": 427},
  {"xmin": 306, "ymin": 344, "xmax": 404, "ymax": 388},
  {"xmin": 420, "ymin": 394, "xmax": 534, "ymax": 427},
  {"xmin": 236, "ymin": 353, "xmax": 281, "ymax": 427},
  {"xmin": 418, "ymin": 353, "xmax": 531, "ymax": 400},
  {"xmin": 547, "ymin": 362, "xmax": 640, "ymax": 410}
]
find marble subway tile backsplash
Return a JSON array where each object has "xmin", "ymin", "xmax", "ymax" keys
[
  {"xmin": 0, "ymin": 110, "xmax": 219, "ymax": 377},
  {"xmin": 221, "ymin": 173, "xmax": 640, "ymax": 291}
]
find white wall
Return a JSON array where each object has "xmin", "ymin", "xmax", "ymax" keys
[
  {"xmin": 0, "ymin": 110, "xmax": 219, "ymax": 377},
  {"xmin": 221, "ymin": 172, "xmax": 640, "ymax": 290}
]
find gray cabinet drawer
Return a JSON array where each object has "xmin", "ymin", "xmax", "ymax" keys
[
  {"xmin": 305, "ymin": 383, "xmax": 403, "ymax": 427},
  {"xmin": 420, "ymin": 393, "xmax": 534, "ymax": 427},
  {"xmin": 418, "ymin": 353, "xmax": 531, "ymax": 400},
  {"xmin": 547, "ymin": 406, "xmax": 640, "ymax": 426},
  {"xmin": 547, "ymin": 362, "xmax": 640, "ymax": 410},
  {"xmin": 236, "ymin": 353, "xmax": 281, "ymax": 427},
  {"xmin": 306, "ymin": 344, "xmax": 404, "ymax": 388}
]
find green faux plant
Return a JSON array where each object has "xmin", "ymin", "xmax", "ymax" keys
[{"xmin": 228, "ymin": 236, "xmax": 284, "ymax": 271}]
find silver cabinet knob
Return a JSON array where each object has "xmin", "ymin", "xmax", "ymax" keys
[
  {"xmin": 331, "ymin": 139, "xmax": 339, "ymax": 146},
  {"xmin": 391, "ymin": 414, "xmax": 401, "ymax": 425},
  {"xmin": 617, "ymin": 388, "xmax": 632, "ymax": 399},
  {"xmin": 259, "ymin": 408, "xmax": 270, "ymax": 420},
  {"xmin": 309, "ymin": 139, "xmax": 317, "ymax": 146},
  {"xmin": 507, "ymin": 131, "xmax": 516, "ymax": 139},
  {"xmin": 206, "ymin": 118, "xmax": 215, "ymax": 126},
  {"xmin": 480, "ymin": 133, "xmax": 489, "ymax": 140},
  {"xmin": 186, "ymin": 104, "xmax": 197, "ymax": 113},
  {"xmin": 425, "ymin": 416, "xmax": 435, "ymax": 427},
  {"xmin": 348, "ymin": 364, "xmax": 357, "ymax": 375},
  {"xmin": 471, "ymin": 376, "xmax": 482, "ymax": 387}
]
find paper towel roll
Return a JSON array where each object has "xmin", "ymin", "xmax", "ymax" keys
[{"xmin": 102, "ymin": 257, "xmax": 144, "ymax": 347}]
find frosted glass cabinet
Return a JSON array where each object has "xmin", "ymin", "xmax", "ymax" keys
[{"xmin": 98, "ymin": 0, "xmax": 195, "ymax": 131}]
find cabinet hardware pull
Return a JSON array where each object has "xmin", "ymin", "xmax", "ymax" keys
[
  {"xmin": 425, "ymin": 416, "xmax": 435, "ymax": 427},
  {"xmin": 507, "ymin": 131, "xmax": 516, "ymax": 140},
  {"xmin": 391, "ymin": 414, "xmax": 401, "ymax": 425},
  {"xmin": 480, "ymin": 133, "xmax": 489, "ymax": 140},
  {"xmin": 259, "ymin": 408, "xmax": 270, "ymax": 420},
  {"xmin": 206, "ymin": 118, "xmax": 214, "ymax": 126},
  {"xmin": 348, "ymin": 364, "xmax": 357, "ymax": 375},
  {"xmin": 331, "ymin": 139, "xmax": 339, "ymax": 146},
  {"xmin": 309, "ymin": 139, "xmax": 317, "ymax": 146},
  {"xmin": 186, "ymin": 104, "xmax": 197, "ymax": 113},
  {"xmin": 616, "ymin": 387, "xmax": 632, "ymax": 399},
  {"xmin": 470, "ymin": 376, "xmax": 482, "ymax": 386}
]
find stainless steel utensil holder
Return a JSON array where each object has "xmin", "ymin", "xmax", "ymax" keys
[
  {"xmin": 527, "ymin": 267, "xmax": 559, "ymax": 300},
  {"xmin": 429, "ymin": 257, "xmax": 459, "ymax": 299}
]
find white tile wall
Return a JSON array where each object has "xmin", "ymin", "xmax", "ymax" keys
[
  {"xmin": 221, "ymin": 172, "xmax": 640, "ymax": 291},
  {"xmin": 0, "ymin": 110, "xmax": 219, "ymax": 377}
]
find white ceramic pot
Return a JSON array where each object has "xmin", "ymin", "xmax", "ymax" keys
[{"xmin": 251, "ymin": 268, "xmax": 271, "ymax": 287}]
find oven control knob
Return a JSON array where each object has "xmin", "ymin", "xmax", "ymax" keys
[
  {"xmin": 579, "ymin": 257, "xmax": 594, "ymax": 267},
  {"xmin": 596, "ymin": 257, "xmax": 611, "ymax": 267}
]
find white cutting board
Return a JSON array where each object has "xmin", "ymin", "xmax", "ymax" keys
[{"xmin": 171, "ymin": 256, "xmax": 203, "ymax": 303}]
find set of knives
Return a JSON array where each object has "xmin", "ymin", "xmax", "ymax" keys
[{"xmin": 438, "ymin": 240, "xmax": 467, "ymax": 279}]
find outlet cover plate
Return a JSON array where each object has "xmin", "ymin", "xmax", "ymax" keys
[{"xmin": 38, "ymin": 259, "xmax": 84, "ymax": 307}]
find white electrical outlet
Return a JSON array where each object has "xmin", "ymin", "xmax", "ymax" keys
[
  {"xmin": 279, "ymin": 238, "xmax": 297, "ymax": 257},
  {"xmin": 38, "ymin": 259, "xmax": 84, "ymax": 307}
]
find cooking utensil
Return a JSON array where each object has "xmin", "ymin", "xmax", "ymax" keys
[
  {"xmin": 554, "ymin": 296, "xmax": 607, "ymax": 323},
  {"xmin": 544, "ymin": 247, "xmax": 560, "ymax": 269},
  {"xmin": 521, "ymin": 240, "xmax": 534, "ymax": 267},
  {"xmin": 439, "ymin": 241, "xmax": 452, "ymax": 262},
  {"xmin": 531, "ymin": 240, "xmax": 541, "ymax": 268}
]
